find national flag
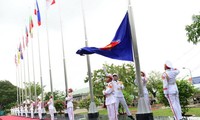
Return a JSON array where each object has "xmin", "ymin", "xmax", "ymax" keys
[
  {"xmin": 25, "ymin": 26, "xmax": 29, "ymax": 46},
  {"xmin": 18, "ymin": 52, "xmax": 20, "ymax": 64},
  {"xmin": 20, "ymin": 50, "xmax": 23, "ymax": 60},
  {"xmin": 18, "ymin": 43, "xmax": 22, "ymax": 52},
  {"xmin": 35, "ymin": 0, "xmax": 41, "ymax": 26},
  {"xmin": 76, "ymin": 12, "xmax": 133, "ymax": 61},
  {"xmin": 29, "ymin": 16, "xmax": 34, "ymax": 38},
  {"xmin": 46, "ymin": 0, "xmax": 55, "ymax": 8}
]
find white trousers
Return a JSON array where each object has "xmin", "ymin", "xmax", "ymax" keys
[
  {"xmin": 107, "ymin": 103, "xmax": 118, "ymax": 120},
  {"xmin": 38, "ymin": 109, "xmax": 42, "ymax": 119},
  {"xmin": 115, "ymin": 97, "xmax": 131, "ymax": 115},
  {"xmin": 166, "ymin": 94, "xmax": 183, "ymax": 120},
  {"xmin": 67, "ymin": 107, "xmax": 74, "ymax": 120},
  {"xmin": 49, "ymin": 109, "xmax": 54, "ymax": 120},
  {"xmin": 30, "ymin": 110, "xmax": 34, "ymax": 118},
  {"xmin": 144, "ymin": 94, "xmax": 151, "ymax": 110}
]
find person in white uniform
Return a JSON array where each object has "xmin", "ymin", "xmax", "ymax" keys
[
  {"xmin": 65, "ymin": 88, "xmax": 74, "ymax": 120},
  {"xmin": 47, "ymin": 96, "xmax": 54, "ymax": 120},
  {"xmin": 162, "ymin": 60, "xmax": 183, "ymax": 120},
  {"xmin": 29, "ymin": 100, "xmax": 34, "ymax": 118},
  {"xmin": 20, "ymin": 105, "xmax": 24, "ymax": 116},
  {"xmin": 112, "ymin": 73, "xmax": 134, "ymax": 120},
  {"xmin": 134, "ymin": 71, "xmax": 151, "ymax": 109},
  {"xmin": 37, "ymin": 98, "xmax": 42, "ymax": 120},
  {"xmin": 103, "ymin": 74, "xmax": 118, "ymax": 120}
]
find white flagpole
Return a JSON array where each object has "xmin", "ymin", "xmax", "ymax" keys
[
  {"xmin": 36, "ymin": 23, "xmax": 44, "ymax": 111},
  {"xmin": 45, "ymin": 7, "xmax": 54, "ymax": 98},
  {"xmin": 23, "ymin": 52, "xmax": 28, "ymax": 102},
  {"xmin": 58, "ymin": 0, "xmax": 68, "ymax": 95},
  {"xmin": 18, "ymin": 62, "xmax": 21, "ymax": 105},
  {"xmin": 20, "ymin": 61, "xmax": 24, "ymax": 103},
  {"xmin": 26, "ymin": 46, "xmax": 32, "ymax": 100},
  {"xmin": 16, "ymin": 64, "xmax": 19, "ymax": 105},
  {"xmin": 81, "ymin": 0, "xmax": 98, "ymax": 118},
  {"xmin": 128, "ymin": 0, "xmax": 153, "ymax": 119},
  {"xmin": 31, "ymin": 34, "xmax": 37, "ymax": 102}
]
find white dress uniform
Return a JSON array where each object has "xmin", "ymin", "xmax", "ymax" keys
[
  {"xmin": 30, "ymin": 102, "xmax": 34, "ymax": 118},
  {"xmin": 37, "ymin": 101, "xmax": 42, "ymax": 119},
  {"xmin": 47, "ymin": 98, "xmax": 55, "ymax": 120},
  {"xmin": 20, "ymin": 105, "xmax": 24, "ymax": 116},
  {"xmin": 112, "ymin": 80, "xmax": 131, "ymax": 116},
  {"xmin": 162, "ymin": 68, "xmax": 183, "ymax": 120},
  {"xmin": 17, "ymin": 106, "xmax": 20, "ymax": 116},
  {"xmin": 103, "ymin": 82, "xmax": 118, "ymax": 120},
  {"xmin": 65, "ymin": 93, "xmax": 74, "ymax": 120},
  {"xmin": 24, "ymin": 104, "xmax": 28, "ymax": 117},
  {"xmin": 134, "ymin": 76, "xmax": 151, "ymax": 109}
]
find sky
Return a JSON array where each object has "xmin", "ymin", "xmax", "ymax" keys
[{"xmin": 1, "ymin": 0, "xmax": 200, "ymax": 93}]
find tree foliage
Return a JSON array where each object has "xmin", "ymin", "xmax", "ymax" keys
[
  {"xmin": 84, "ymin": 63, "xmax": 137, "ymax": 106},
  {"xmin": 78, "ymin": 96, "xmax": 100, "ymax": 111},
  {"xmin": 185, "ymin": 14, "xmax": 200, "ymax": 44},
  {"xmin": 147, "ymin": 71, "xmax": 163, "ymax": 99},
  {"xmin": 24, "ymin": 82, "xmax": 43, "ymax": 100},
  {"xmin": 0, "ymin": 80, "xmax": 17, "ymax": 110}
]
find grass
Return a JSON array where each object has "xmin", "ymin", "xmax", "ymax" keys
[{"xmin": 90, "ymin": 106, "xmax": 200, "ymax": 117}]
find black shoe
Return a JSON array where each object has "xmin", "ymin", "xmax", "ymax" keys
[{"xmin": 128, "ymin": 115, "xmax": 135, "ymax": 120}]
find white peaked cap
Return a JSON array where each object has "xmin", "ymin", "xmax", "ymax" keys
[
  {"xmin": 165, "ymin": 60, "xmax": 173, "ymax": 68},
  {"xmin": 113, "ymin": 73, "xmax": 118, "ymax": 76}
]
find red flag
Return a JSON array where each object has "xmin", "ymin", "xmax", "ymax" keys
[{"xmin": 46, "ymin": 0, "xmax": 55, "ymax": 8}]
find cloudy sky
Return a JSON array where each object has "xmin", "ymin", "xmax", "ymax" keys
[{"xmin": 1, "ymin": 0, "xmax": 200, "ymax": 93}]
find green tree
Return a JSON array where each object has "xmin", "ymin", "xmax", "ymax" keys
[
  {"xmin": 44, "ymin": 90, "xmax": 65, "ymax": 101},
  {"xmin": 24, "ymin": 82, "xmax": 43, "ymax": 100},
  {"xmin": 84, "ymin": 63, "xmax": 137, "ymax": 105},
  {"xmin": 0, "ymin": 80, "xmax": 17, "ymax": 111},
  {"xmin": 185, "ymin": 14, "xmax": 200, "ymax": 44},
  {"xmin": 147, "ymin": 71, "xmax": 163, "ymax": 99},
  {"xmin": 79, "ymin": 96, "xmax": 100, "ymax": 111},
  {"xmin": 157, "ymin": 79, "xmax": 196, "ymax": 115}
]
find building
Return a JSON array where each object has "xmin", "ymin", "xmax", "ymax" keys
[{"xmin": 73, "ymin": 87, "xmax": 89, "ymax": 101}]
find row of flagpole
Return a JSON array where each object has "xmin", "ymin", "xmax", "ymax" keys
[{"xmin": 14, "ymin": 0, "xmax": 68, "ymax": 106}]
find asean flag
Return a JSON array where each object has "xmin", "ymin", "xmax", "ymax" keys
[{"xmin": 76, "ymin": 12, "xmax": 133, "ymax": 61}]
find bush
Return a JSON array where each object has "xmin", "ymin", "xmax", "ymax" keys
[{"xmin": 78, "ymin": 96, "xmax": 100, "ymax": 111}]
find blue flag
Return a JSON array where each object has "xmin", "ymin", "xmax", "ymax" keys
[{"xmin": 76, "ymin": 12, "xmax": 133, "ymax": 61}]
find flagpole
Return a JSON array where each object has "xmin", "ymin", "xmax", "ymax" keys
[
  {"xmin": 20, "ymin": 62, "xmax": 24, "ymax": 104},
  {"xmin": 23, "ymin": 53, "xmax": 28, "ymax": 102},
  {"xmin": 26, "ymin": 47, "xmax": 32, "ymax": 100},
  {"xmin": 58, "ymin": 0, "xmax": 68, "ymax": 95},
  {"xmin": 18, "ymin": 62, "xmax": 21, "ymax": 105},
  {"xmin": 37, "ymin": 24, "xmax": 44, "ymax": 113},
  {"xmin": 45, "ymin": 8, "xmax": 54, "ymax": 98},
  {"xmin": 31, "ymin": 34, "xmax": 37, "ymax": 103},
  {"xmin": 81, "ymin": 0, "xmax": 98, "ymax": 119},
  {"xmin": 16, "ymin": 64, "xmax": 19, "ymax": 105},
  {"xmin": 128, "ymin": 0, "xmax": 153, "ymax": 119}
]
